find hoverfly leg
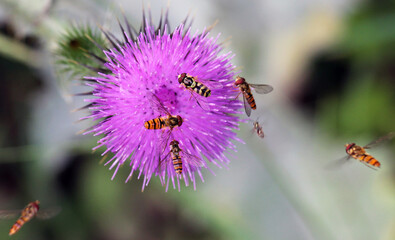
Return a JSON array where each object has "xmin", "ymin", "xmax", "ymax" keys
[{"xmin": 234, "ymin": 92, "xmax": 242, "ymax": 100}]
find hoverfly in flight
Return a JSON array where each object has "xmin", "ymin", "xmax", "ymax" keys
[
  {"xmin": 252, "ymin": 120, "xmax": 265, "ymax": 139},
  {"xmin": 332, "ymin": 132, "xmax": 394, "ymax": 170},
  {"xmin": 178, "ymin": 73, "xmax": 222, "ymax": 110},
  {"xmin": 0, "ymin": 200, "xmax": 60, "ymax": 236},
  {"xmin": 158, "ymin": 139, "xmax": 204, "ymax": 177},
  {"xmin": 234, "ymin": 76, "xmax": 273, "ymax": 117}
]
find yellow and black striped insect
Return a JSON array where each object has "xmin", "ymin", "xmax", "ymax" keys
[
  {"xmin": 144, "ymin": 114, "xmax": 183, "ymax": 131},
  {"xmin": 234, "ymin": 76, "xmax": 273, "ymax": 117},
  {"xmin": 159, "ymin": 140, "xmax": 204, "ymax": 177},
  {"xmin": 144, "ymin": 94, "xmax": 183, "ymax": 156},
  {"xmin": 178, "ymin": 73, "xmax": 211, "ymax": 97},
  {"xmin": 0, "ymin": 200, "xmax": 60, "ymax": 235},
  {"xmin": 144, "ymin": 94, "xmax": 183, "ymax": 131},
  {"xmin": 178, "ymin": 73, "xmax": 222, "ymax": 110},
  {"xmin": 332, "ymin": 132, "xmax": 394, "ymax": 170}
]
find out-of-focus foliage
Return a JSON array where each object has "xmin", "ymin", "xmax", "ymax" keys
[
  {"xmin": 340, "ymin": 1, "xmax": 395, "ymax": 65},
  {"xmin": 305, "ymin": 0, "xmax": 395, "ymax": 138},
  {"xmin": 55, "ymin": 25, "xmax": 108, "ymax": 80}
]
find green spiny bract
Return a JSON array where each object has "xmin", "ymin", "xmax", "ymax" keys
[{"xmin": 55, "ymin": 25, "xmax": 108, "ymax": 80}]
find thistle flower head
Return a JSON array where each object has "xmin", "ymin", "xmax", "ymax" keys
[{"xmin": 79, "ymin": 10, "xmax": 242, "ymax": 191}]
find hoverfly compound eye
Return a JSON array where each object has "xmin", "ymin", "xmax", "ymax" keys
[
  {"xmin": 177, "ymin": 116, "xmax": 183, "ymax": 127},
  {"xmin": 234, "ymin": 77, "xmax": 245, "ymax": 86},
  {"xmin": 345, "ymin": 143, "xmax": 355, "ymax": 152},
  {"xmin": 178, "ymin": 73, "xmax": 186, "ymax": 83}
]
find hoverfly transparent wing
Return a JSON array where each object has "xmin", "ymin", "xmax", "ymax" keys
[
  {"xmin": 156, "ymin": 151, "xmax": 171, "ymax": 174},
  {"xmin": 242, "ymin": 93, "xmax": 252, "ymax": 117},
  {"xmin": 159, "ymin": 130, "xmax": 173, "ymax": 156},
  {"xmin": 204, "ymin": 80, "xmax": 223, "ymax": 90},
  {"xmin": 36, "ymin": 207, "xmax": 61, "ymax": 220},
  {"xmin": 325, "ymin": 155, "xmax": 351, "ymax": 170},
  {"xmin": 195, "ymin": 76, "xmax": 223, "ymax": 90},
  {"xmin": 157, "ymin": 132, "xmax": 174, "ymax": 173},
  {"xmin": 249, "ymin": 84, "xmax": 273, "ymax": 94},
  {"xmin": 250, "ymin": 122, "xmax": 257, "ymax": 136},
  {"xmin": 364, "ymin": 132, "xmax": 395, "ymax": 149},
  {"xmin": 148, "ymin": 93, "xmax": 172, "ymax": 116},
  {"xmin": 189, "ymin": 91, "xmax": 211, "ymax": 111},
  {"xmin": 181, "ymin": 150, "xmax": 205, "ymax": 169},
  {"xmin": 0, "ymin": 210, "xmax": 20, "ymax": 219}
]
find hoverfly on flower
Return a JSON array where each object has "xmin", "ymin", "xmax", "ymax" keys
[
  {"xmin": 158, "ymin": 139, "xmax": 205, "ymax": 177},
  {"xmin": 144, "ymin": 94, "xmax": 183, "ymax": 131},
  {"xmin": 178, "ymin": 73, "xmax": 212, "ymax": 97},
  {"xmin": 144, "ymin": 93, "xmax": 183, "ymax": 154},
  {"xmin": 178, "ymin": 73, "xmax": 222, "ymax": 110}
]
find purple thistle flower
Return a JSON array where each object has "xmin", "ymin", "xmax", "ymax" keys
[{"xmin": 79, "ymin": 10, "xmax": 243, "ymax": 191}]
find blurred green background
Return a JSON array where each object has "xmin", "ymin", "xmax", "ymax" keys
[{"xmin": 0, "ymin": 0, "xmax": 394, "ymax": 239}]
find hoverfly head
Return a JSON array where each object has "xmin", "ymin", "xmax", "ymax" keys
[
  {"xmin": 234, "ymin": 76, "xmax": 245, "ymax": 86},
  {"xmin": 177, "ymin": 115, "xmax": 183, "ymax": 127},
  {"xmin": 178, "ymin": 73, "xmax": 187, "ymax": 84},
  {"xmin": 345, "ymin": 143, "xmax": 355, "ymax": 153},
  {"xmin": 170, "ymin": 140, "xmax": 178, "ymax": 146}
]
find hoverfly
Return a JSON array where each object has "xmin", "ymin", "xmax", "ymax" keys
[
  {"xmin": 0, "ymin": 200, "xmax": 60, "ymax": 235},
  {"xmin": 332, "ymin": 132, "xmax": 394, "ymax": 170},
  {"xmin": 252, "ymin": 120, "xmax": 265, "ymax": 139},
  {"xmin": 234, "ymin": 76, "xmax": 273, "ymax": 117},
  {"xmin": 144, "ymin": 94, "xmax": 183, "ymax": 154},
  {"xmin": 178, "ymin": 73, "xmax": 222, "ymax": 110},
  {"xmin": 144, "ymin": 94, "xmax": 183, "ymax": 131},
  {"xmin": 158, "ymin": 139, "xmax": 204, "ymax": 177}
]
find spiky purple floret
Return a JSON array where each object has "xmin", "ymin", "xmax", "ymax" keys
[{"xmin": 82, "ymin": 21, "xmax": 242, "ymax": 191}]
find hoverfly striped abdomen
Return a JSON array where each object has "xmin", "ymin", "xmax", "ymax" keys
[
  {"xmin": 358, "ymin": 155, "xmax": 380, "ymax": 167},
  {"xmin": 193, "ymin": 81, "xmax": 211, "ymax": 97},
  {"xmin": 244, "ymin": 87, "xmax": 256, "ymax": 110},
  {"xmin": 144, "ymin": 117, "xmax": 166, "ymax": 130},
  {"xmin": 144, "ymin": 116, "xmax": 183, "ymax": 130}
]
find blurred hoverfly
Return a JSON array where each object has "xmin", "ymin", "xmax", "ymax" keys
[
  {"xmin": 331, "ymin": 132, "xmax": 394, "ymax": 170},
  {"xmin": 0, "ymin": 200, "xmax": 60, "ymax": 236},
  {"xmin": 252, "ymin": 120, "xmax": 265, "ymax": 139}
]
